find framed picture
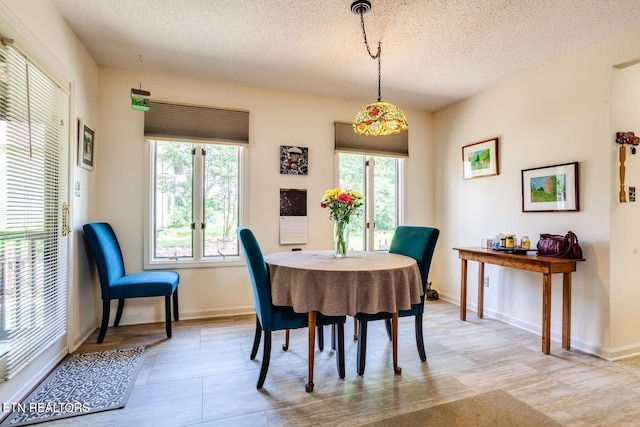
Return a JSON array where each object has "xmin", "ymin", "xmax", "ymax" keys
[
  {"xmin": 521, "ymin": 162, "xmax": 579, "ymax": 212},
  {"xmin": 462, "ymin": 138, "xmax": 499, "ymax": 179},
  {"xmin": 280, "ymin": 145, "xmax": 308, "ymax": 175},
  {"xmin": 78, "ymin": 119, "xmax": 95, "ymax": 171}
]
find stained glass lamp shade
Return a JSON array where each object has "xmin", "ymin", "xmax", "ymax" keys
[
  {"xmin": 350, "ymin": 0, "xmax": 408, "ymax": 136},
  {"xmin": 353, "ymin": 101, "xmax": 408, "ymax": 136}
]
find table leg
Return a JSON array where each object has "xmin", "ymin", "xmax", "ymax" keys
[
  {"xmin": 305, "ymin": 311, "xmax": 316, "ymax": 392},
  {"xmin": 562, "ymin": 272, "xmax": 572, "ymax": 350},
  {"xmin": 460, "ymin": 259, "xmax": 468, "ymax": 321},
  {"xmin": 477, "ymin": 262, "xmax": 485, "ymax": 319},
  {"xmin": 542, "ymin": 274, "xmax": 552, "ymax": 354},
  {"xmin": 392, "ymin": 312, "xmax": 401, "ymax": 375}
]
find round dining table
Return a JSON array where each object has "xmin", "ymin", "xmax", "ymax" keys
[{"xmin": 264, "ymin": 250, "xmax": 422, "ymax": 391}]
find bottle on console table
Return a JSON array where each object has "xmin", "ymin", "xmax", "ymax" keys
[{"xmin": 505, "ymin": 234, "xmax": 515, "ymax": 249}]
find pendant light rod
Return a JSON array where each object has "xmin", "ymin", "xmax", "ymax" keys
[
  {"xmin": 352, "ymin": 1, "xmax": 382, "ymax": 102},
  {"xmin": 138, "ymin": 54, "xmax": 144, "ymax": 90},
  {"xmin": 350, "ymin": 0, "xmax": 408, "ymax": 136}
]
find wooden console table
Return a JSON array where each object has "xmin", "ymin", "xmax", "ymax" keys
[{"xmin": 453, "ymin": 247, "xmax": 584, "ymax": 354}]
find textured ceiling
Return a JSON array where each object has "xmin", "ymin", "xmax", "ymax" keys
[{"xmin": 50, "ymin": 0, "xmax": 640, "ymax": 112}]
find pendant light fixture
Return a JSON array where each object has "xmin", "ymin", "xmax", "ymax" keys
[{"xmin": 351, "ymin": 0, "xmax": 408, "ymax": 136}]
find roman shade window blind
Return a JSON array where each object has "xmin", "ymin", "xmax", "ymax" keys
[
  {"xmin": 144, "ymin": 101, "xmax": 249, "ymax": 145},
  {"xmin": 334, "ymin": 121, "xmax": 409, "ymax": 157}
]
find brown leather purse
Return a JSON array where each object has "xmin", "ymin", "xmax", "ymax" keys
[{"xmin": 536, "ymin": 231, "xmax": 583, "ymax": 259}]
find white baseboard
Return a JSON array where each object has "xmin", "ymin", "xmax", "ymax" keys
[
  {"xmin": 437, "ymin": 292, "xmax": 606, "ymax": 360},
  {"xmin": 111, "ymin": 305, "xmax": 256, "ymax": 327},
  {"xmin": 605, "ymin": 343, "xmax": 640, "ymax": 361},
  {"xmin": 7, "ymin": 347, "xmax": 67, "ymax": 406},
  {"xmin": 103, "ymin": 296, "xmax": 640, "ymax": 361},
  {"xmin": 71, "ymin": 321, "xmax": 99, "ymax": 352}
]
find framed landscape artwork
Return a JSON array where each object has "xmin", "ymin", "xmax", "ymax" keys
[
  {"xmin": 521, "ymin": 162, "xmax": 579, "ymax": 212},
  {"xmin": 462, "ymin": 138, "xmax": 499, "ymax": 179}
]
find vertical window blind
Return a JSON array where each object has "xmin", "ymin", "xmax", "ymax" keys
[{"xmin": 0, "ymin": 42, "xmax": 69, "ymax": 380}]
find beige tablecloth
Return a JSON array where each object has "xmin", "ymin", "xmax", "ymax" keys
[{"xmin": 264, "ymin": 250, "xmax": 422, "ymax": 316}]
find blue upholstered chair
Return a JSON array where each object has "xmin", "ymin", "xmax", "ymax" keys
[
  {"xmin": 237, "ymin": 226, "xmax": 346, "ymax": 389},
  {"xmin": 354, "ymin": 226, "xmax": 439, "ymax": 375},
  {"xmin": 83, "ymin": 223, "xmax": 180, "ymax": 343}
]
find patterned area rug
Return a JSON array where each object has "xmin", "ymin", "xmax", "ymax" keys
[{"xmin": 1, "ymin": 347, "xmax": 145, "ymax": 426}]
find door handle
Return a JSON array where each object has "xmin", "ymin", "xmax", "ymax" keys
[{"xmin": 62, "ymin": 202, "xmax": 71, "ymax": 236}]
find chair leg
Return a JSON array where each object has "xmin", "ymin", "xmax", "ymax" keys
[
  {"xmin": 335, "ymin": 324, "xmax": 345, "ymax": 378},
  {"xmin": 353, "ymin": 318, "xmax": 358, "ymax": 341},
  {"xmin": 114, "ymin": 299, "xmax": 125, "ymax": 326},
  {"xmin": 164, "ymin": 295, "xmax": 172, "ymax": 338},
  {"xmin": 317, "ymin": 326, "xmax": 324, "ymax": 352},
  {"xmin": 331, "ymin": 324, "xmax": 336, "ymax": 351},
  {"xmin": 415, "ymin": 314, "xmax": 427, "ymax": 362},
  {"xmin": 173, "ymin": 289, "xmax": 179, "ymax": 321},
  {"xmin": 385, "ymin": 318, "xmax": 392, "ymax": 341},
  {"xmin": 251, "ymin": 317, "xmax": 262, "ymax": 360},
  {"xmin": 257, "ymin": 331, "xmax": 272, "ymax": 389},
  {"xmin": 97, "ymin": 299, "xmax": 110, "ymax": 344},
  {"xmin": 282, "ymin": 329, "xmax": 290, "ymax": 351},
  {"xmin": 356, "ymin": 320, "xmax": 368, "ymax": 376}
]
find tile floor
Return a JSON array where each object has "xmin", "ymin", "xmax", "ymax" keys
[{"xmin": 25, "ymin": 300, "xmax": 640, "ymax": 426}]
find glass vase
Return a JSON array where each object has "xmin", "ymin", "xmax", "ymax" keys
[{"xmin": 334, "ymin": 220, "xmax": 349, "ymax": 257}]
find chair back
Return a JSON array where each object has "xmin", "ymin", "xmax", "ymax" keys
[
  {"xmin": 237, "ymin": 227, "xmax": 276, "ymax": 330},
  {"xmin": 83, "ymin": 223, "xmax": 125, "ymax": 299},
  {"xmin": 389, "ymin": 226, "xmax": 440, "ymax": 292}
]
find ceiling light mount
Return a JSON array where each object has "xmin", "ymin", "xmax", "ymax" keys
[
  {"xmin": 350, "ymin": 0, "xmax": 408, "ymax": 136},
  {"xmin": 350, "ymin": 0, "xmax": 371, "ymax": 16}
]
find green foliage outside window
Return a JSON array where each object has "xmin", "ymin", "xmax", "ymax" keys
[
  {"xmin": 338, "ymin": 153, "xmax": 398, "ymax": 251},
  {"xmin": 154, "ymin": 141, "xmax": 239, "ymax": 259}
]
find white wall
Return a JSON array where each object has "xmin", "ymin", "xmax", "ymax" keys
[
  {"xmin": 0, "ymin": 0, "xmax": 98, "ymax": 404},
  {"xmin": 433, "ymin": 23, "xmax": 640, "ymax": 359},
  {"xmin": 96, "ymin": 68, "xmax": 436, "ymax": 325},
  {"xmin": 611, "ymin": 63, "xmax": 640, "ymax": 357}
]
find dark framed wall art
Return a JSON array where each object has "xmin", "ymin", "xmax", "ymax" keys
[
  {"xmin": 521, "ymin": 161, "xmax": 579, "ymax": 212},
  {"xmin": 462, "ymin": 138, "xmax": 499, "ymax": 179},
  {"xmin": 280, "ymin": 145, "xmax": 308, "ymax": 175},
  {"xmin": 78, "ymin": 119, "xmax": 95, "ymax": 171}
]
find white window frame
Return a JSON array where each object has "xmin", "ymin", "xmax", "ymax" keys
[
  {"xmin": 144, "ymin": 138, "xmax": 248, "ymax": 269},
  {"xmin": 336, "ymin": 153, "xmax": 405, "ymax": 251}
]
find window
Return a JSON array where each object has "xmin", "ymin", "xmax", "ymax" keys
[
  {"xmin": 147, "ymin": 139, "xmax": 245, "ymax": 267},
  {"xmin": 338, "ymin": 153, "xmax": 403, "ymax": 251},
  {"xmin": 144, "ymin": 102, "xmax": 248, "ymax": 268},
  {"xmin": 333, "ymin": 121, "xmax": 406, "ymax": 251},
  {"xmin": 0, "ymin": 42, "xmax": 69, "ymax": 380}
]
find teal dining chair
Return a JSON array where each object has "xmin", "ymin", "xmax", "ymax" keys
[
  {"xmin": 354, "ymin": 226, "xmax": 439, "ymax": 375},
  {"xmin": 237, "ymin": 226, "xmax": 346, "ymax": 388},
  {"xmin": 83, "ymin": 223, "xmax": 180, "ymax": 343}
]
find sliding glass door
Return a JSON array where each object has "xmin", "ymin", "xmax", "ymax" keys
[{"xmin": 0, "ymin": 43, "xmax": 70, "ymax": 380}]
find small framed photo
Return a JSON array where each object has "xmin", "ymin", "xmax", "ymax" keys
[
  {"xmin": 280, "ymin": 145, "xmax": 308, "ymax": 175},
  {"xmin": 78, "ymin": 119, "xmax": 95, "ymax": 171},
  {"xmin": 521, "ymin": 162, "xmax": 579, "ymax": 212},
  {"xmin": 462, "ymin": 138, "xmax": 499, "ymax": 179}
]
